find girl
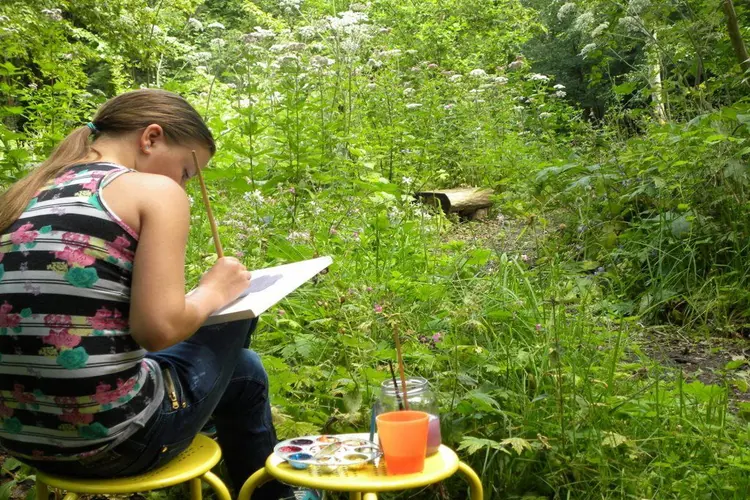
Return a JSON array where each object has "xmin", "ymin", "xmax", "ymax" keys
[{"xmin": 0, "ymin": 89, "xmax": 290, "ymax": 499}]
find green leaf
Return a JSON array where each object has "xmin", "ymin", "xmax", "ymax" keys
[
  {"xmin": 1, "ymin": 457, "xmax": 22, "ymax": 472},
  {"xmin": 457, "ymin": 436, "xmax": 503, "ymax": 455},
  {"xmin": 0, "ymin": 479, "xmax": 16, "ymax": 500},
  {"xmin": 500, "ymin": 437, "xmax": 533, "ymax": 455},
  {"xmin": 613, "ymin": 81, "xmax": 638, "ymax": 95},
  {"xmin": 601, "ymin": 431, "xmax": 630, "ymax": 448}
]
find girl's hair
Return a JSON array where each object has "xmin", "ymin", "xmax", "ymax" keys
[{"xmin": 0, "ymin": 88, "xmax": 215, "ymax": 232}]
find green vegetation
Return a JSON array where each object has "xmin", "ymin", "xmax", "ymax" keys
[{"xmin": 1, "ymin": 0, "xmax": 749, "ymax": 498}]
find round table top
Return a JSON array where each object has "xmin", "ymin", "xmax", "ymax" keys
[{"xmin": 265, "ymin": 433, "xmax": 459, "ymax": 492}]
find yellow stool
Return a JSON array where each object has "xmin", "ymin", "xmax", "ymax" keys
[
  {"xmin": 238, "ymin": 433, "xmax": 483, "ymax": 500},
  {"xmin": 35, "ymin": 434, "xmax": 230, "ymax": 500}
]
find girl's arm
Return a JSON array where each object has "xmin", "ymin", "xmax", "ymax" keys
[{"xmin": 126, "ymin": 174, "xmax": 250, "ymax": 351}]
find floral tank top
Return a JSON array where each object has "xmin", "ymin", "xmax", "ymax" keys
[{"xmin": 0, "ymin": 163, "xmax": 163, "ymax": 461}]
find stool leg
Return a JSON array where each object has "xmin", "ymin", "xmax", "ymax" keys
[
  {"xmin": 189, "ymin": 477, "xmax": 202, "ymax": 500},
  {"xmin": 202, "ymin": 471, "xmax": 231, "ymax": 500},
  {"xmin": 457, "ymin": 461, "xmax": 483, "ymax": 500},
  {"xmin": 237, "ymin": 467, "xmax": 273, "ymax": 500},
  {"xmin": 349, "ymin": 493, "xmax": 362, "ymax": 500},
  {"xmin": 363, "ymin": 494, "xmax": 378, "ymax": 500},
  {"xmin": 36, "ymin": 480, "xmax": 49, "ymax": 500}
]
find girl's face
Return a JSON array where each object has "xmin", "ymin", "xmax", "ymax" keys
[{"xmin": 135, "ymin": 124, "xmax": 212, "ymax": 189}]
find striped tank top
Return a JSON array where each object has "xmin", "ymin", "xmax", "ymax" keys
[{"xmin": 0, "ymin": 163, "xmax": 163, "ymax": 461}]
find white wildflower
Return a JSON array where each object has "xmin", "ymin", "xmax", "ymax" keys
[
  {"xmin": 553, "ymin": 83, "xmax": 566, "ymax": 90},
  {"xmin": 350, "ymin": 3, "xmax": 368, "ymax": 12},
  {"xmin": 402, "ymin": 176, "xmax": 413, "ymax": 185},
  {"xmin": 627, "ymin": 0, "xmax": 650, "ymax": 15},
  {"xmin": 444, "ymin": 103, "xmax": 454, "ymax": 110},
  {"xmin": 151, "ymin": 25, "xmax": 163, "ymax": 35},
  {"xmin": 187, "ymin": 18, "xmax": 203, "ymax": 30},
  {"xmin": 286, "ymin": 42, "xmax": 307, "ymax": 52},
  {"xmin": 512, "ymin": 105, "xmax": 524, "ymax": 112},
  {"xmin": 210, "ymin": 38, "xmax": 226, "ymax": 49},
  {"xmin": 494, "ymin": 76, "xmax": 508, "ymax": 85},
  {"xmin": 367, "ymin": 83, "xmax": 377, "ymax": 90},
  {"xmin": 270, "ymin": 43, "xmax": 289, "ymax": 52},
  {"xmin": 243, "ymin": 189, "xmax": 264, "ymax": 204},
  {"xmin": 618, "ymin": 16, "xmax": 643, "ymax": 34},
  {"xmin": 405, "ymin": 49, "xmax": 418, "ymax": 55},
  {"xmin": 279, "ymin": 0, "xmax": 302, "ymax": 14},
  {"xmin": 207, "ymin": 22, "xmax": 225, "ymax": 30},
  {"xmin": 226, "ymin": 83, "xmax": 237, "ymax": 89},
  {"xmin": 469, "ymin": 88, "xmax": 484, "ymax": 94},
  {"xmin": 341, "ymin": 38, "xmax": 360, "ymax": 53},
  {"xmin": 189, "ymin": 51, "xmax": 213, "ymax": 63},
  {"xmin": 288, "ymin": 231, "xmax": 311, "ymax": 242},
  {"xmin": 311, "ymin": 55, "xmax": 335, "ymax": 68},
  {"xmin": 0, "ymin": 15, "xmax": 9, "ymax": 23},
  {"xmin": 591, "ymin": 21, "xmax": 609, "ymax": 38},
  {"xmin": 297, "ymin": 25, "xmax": 317, "ymax": 39},
  {"xmin": 377, "ymin": 49, "xmax": 401, "ymax": 58},
  {"xmin": 405, "ymin": 103, "xmax": 422, "ymax": 110},
  {"xmin": 573, "ymin": 12, "xmax": 595, "ymax": 32},
  {"xmin": 579, "ymin": 43, "xmax": 597, "ymax": 58},
  {"xmin": 557, "ymin": 3, "xmax": 576, "ymax": 21},
  {"xmin": 403, "ymin": 87, "xmax": 415, "ymax": 96},
  {"xmin": 28, "ymin": 83, "xmax": 38, "ymax": 90},
  {"xmin": 242, "ymin": 26, "xmax": 276, "ymax": 43},
  {"xmin": 41, "ymin": 8, "xmax": 63, "ymax": 21},
  {"xmin": 539, "ymin": 112, "xmax": 553, "ymax": 119},
  {"xmin": 469, "ymin": 68, "xmax": 487, "ymax": 78},
  {"xmin": 528, "ymin": 73, "xmax": 549, "ymax": 82},
  {"xmin": 308, "ymin": 41, "xmax": 326, "ymax": 51},
  {"xmin": 449, "ymin": 74, "xmax": 463, "ymax": 82},
  {"xmin": 555, "ymin": 90, "xmax": 567, "ymax": 98},
  {"xmin": 367, "ymin": 58, "xmax": 383, "ymax": 68}
]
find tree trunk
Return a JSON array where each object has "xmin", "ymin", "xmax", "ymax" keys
[
  {"xmin": 723, "ymin": 0, "xmax": 750, "ymax": 72},
  {"xmin": 647, "ymin": 34, "xmax": 668, "ymax": 124},
  {"xmin": 415, "ymin": 188, "xmax": 493, "ymax": 216}
]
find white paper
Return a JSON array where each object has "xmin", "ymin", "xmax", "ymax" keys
[{"xmin": 202, "ymin": 256, "xmax": 333, "ymax": 326}]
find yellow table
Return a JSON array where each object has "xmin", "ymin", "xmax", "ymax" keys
[{"xmin": 237, "ymin": 433, "xmax": 483, "ymax": 500}]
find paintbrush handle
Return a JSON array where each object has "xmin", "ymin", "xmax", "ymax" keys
[
  {"xmin": 192, "ymin": 150, "xmax": 224, "ymax": 259},
  {"xmin": 393, "ymin": 330, "xmax": 410, "ymax": 410}
]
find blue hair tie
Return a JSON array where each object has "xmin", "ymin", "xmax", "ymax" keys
[{"xmin": 86, "ymin": 122, "xmax": 98, "ymax": 133}]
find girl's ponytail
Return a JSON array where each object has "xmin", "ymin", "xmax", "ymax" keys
[
  {"xmin": 0, "ymin": 125, "xmax": 97, "ymax": 232},
  {"xmin": 0, "ymin": 89, "xmax": 214, "ymax": 232}
]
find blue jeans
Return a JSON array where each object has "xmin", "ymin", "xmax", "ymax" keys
[{"xmin": 31, "ymin": 318, "xmax": 291, "ymax": 499}]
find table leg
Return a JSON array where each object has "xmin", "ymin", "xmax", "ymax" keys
[
  {"xmin": 349, "ymin": 493, "xmax": 361, "ymax": 500},
  {"xmin": 237, "ymin": 467, "xmax": 274, "ymax": 500},
  {"xmin": 363, "ymin": 493, "xmax": 378, "ymax": 500},
  {"xmin": 189, "ymin": 477, "xmax": 202, "ymax": 500},
  {"xmin": 457, "ymin": 461, "xmax": 483, "ymax": 500},
  {"xmin": 36, "ymin": 481, "xmax": 49, "ymax": 500},
  {"xmin": 202, "ymin": 471, "xmax": 232, "ymax": 500}
]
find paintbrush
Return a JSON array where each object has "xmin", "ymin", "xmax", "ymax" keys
[
  {"xmin": 392, "ymin": 328, "xmax": 410, "ymax": 410},
  {"xmin": 192, "ymin": 150, "xmax": 224, "ymax": 258}
]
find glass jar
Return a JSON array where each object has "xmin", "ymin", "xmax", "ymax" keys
[{"xmin": 377, "ymin": 377, "xmax": 441, "ymax": 455}]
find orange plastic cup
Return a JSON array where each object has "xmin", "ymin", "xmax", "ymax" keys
[{"xmin": 376, "ymin": 410, "xmax": 429, "ymax": 475}]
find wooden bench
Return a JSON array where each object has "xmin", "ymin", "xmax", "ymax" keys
[{"xmin": 414, "ymin": 188, "xmax": 493, "ymax": 220}]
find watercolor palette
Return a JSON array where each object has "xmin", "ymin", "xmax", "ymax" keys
[{"xmin": 274, "ymin": 434, "xmax": 382, "ymax": 472}]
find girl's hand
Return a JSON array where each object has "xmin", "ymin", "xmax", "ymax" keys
[{"xmin": 199, "ymin": 257, "xmax": 251, "ymax": 307}]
